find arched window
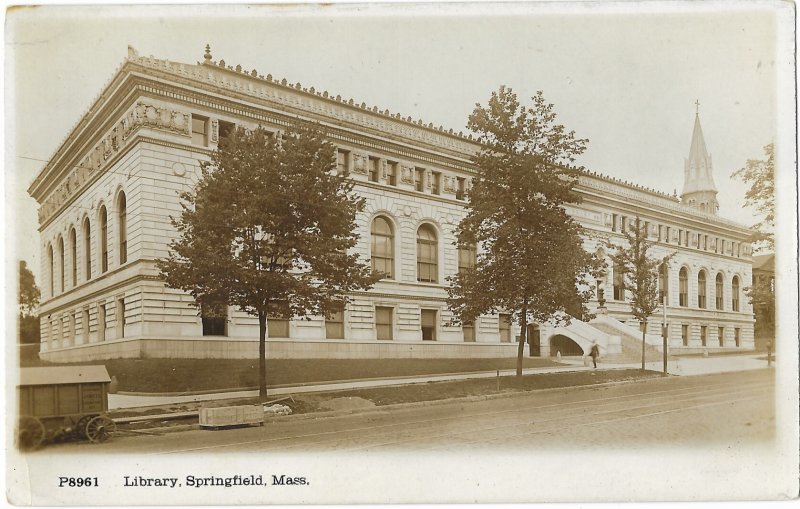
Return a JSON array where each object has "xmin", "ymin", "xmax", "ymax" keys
[
  {"xmin": 118, "ymin": 192, "xmax": 127, "ymax": 264},
  {"xmin": 679, "ymin": 267, "xmax": 688, "ymax": 307},
  {"xmin": 732, "ymin": 275, "xmax": 740, "ymax": 311},
  {"xmin": 613, "ymin": 260, "xmax": 625, "ymax": 300},
  {"xmin": 47, "ymin": 244, "xmax": 54, "ymax": 297},
  {"xmin": 697, "ymin": 270, "xmax": 707, "ymax": 308},
  {"xmin": 658, "ymin": 263, "xmax": 668, "ymax": 304},
  {"xmin": 715, "ymin": 272, "xmax": 724, "ymax": 310},
  {"xmin": 83, "ymin": 218, "xmax": 92, "ymax": 280},
  {"xmin": 99, "ymin": 205, "xmax": 108, "ymax": 273},
  {"xmin": 57, "ymin": 237, "xmax": 65, "ymax": 293},
  {"xmin": 458, "ymin": 243, "xmax": 477, "ymax": 274},
  {"xmin": 416, "ymin": 224, "xmax": 438, "ymax": 283},
  {"xmin": 69, "ymin": 228, "xmax": 77, "ymax": 287},
  {"xmin": 370, "ymin": 216, "xmax": 393, "ymax": 279}
]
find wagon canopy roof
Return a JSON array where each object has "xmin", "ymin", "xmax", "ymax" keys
[{"xmin": 19, "ymin": 366, "xmax": 111, "ymax": 386}]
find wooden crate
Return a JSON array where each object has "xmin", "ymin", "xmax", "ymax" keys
[{"xmin": 199, "ymin": 405, "xmax": 264, "ymax": 428}]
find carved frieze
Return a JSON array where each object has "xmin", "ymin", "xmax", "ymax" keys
[
  {"xmin": 400, "ymin": 164, "xmax": 414, "ymax": 184},
  {"xmin": 39, "ymin": 101, "xmax": 193, "ymax": 226},
  {"xmin": 443, "ymin": 175, "xmax": 457, "ymax": 194},
  {"xmin": 211, "ymin": 119, "xmax": 219, "ymax": 143},
  {"xmin": 379, "ymin": 159, "xmax": 388, "ymax": 181},
  {"xmin": 352, "ymin": 153, "xmax": 368, "ymax": 175}
]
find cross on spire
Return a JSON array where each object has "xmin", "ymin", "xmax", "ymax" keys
[{"xmin": 695, "ymin": 99, "xmax": 700, "ymax": 115}]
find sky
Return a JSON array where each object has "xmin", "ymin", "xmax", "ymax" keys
[{"xmin": 5, "ymin": 2, "xmax": 791, "ymax": 280}]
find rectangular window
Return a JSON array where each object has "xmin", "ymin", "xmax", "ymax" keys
[
  {"xmin": 421, "ymin": 309, "xmax": 437, "ymax": 341},
  {"xmin": 116, "ymin": 298, "xmax": 125, "ymax": 339},
  {"xmin": 612, "ymin": 214, "xmax": 618, "ymax": 232},
  {"xmin": 458, "ymin": 244, "xmax": 477, "ymax": 274},
  {"xmin": 325, "ymin": 310, "xmax": 345, "ymax": 339},
  {"xmin": 201, "ymin": 302, "xmax": 227, "ymax": 336},
  {"xmin": 681, "ymin": 324, "xmax": 688, "ymax": 346},
  {"xmin": 462, "ymin": 321, "xmax": 475, "ymax": 342},
  {"xmin": 386, "ymin": 161, "xmax": 398, "ymax": 186},
  {"xmin": 50, "ymin": 320, "xmax": 59, "ymax": 346},
  {"xmin": 456, "ymin": 177, "xmax": 467, "ymax": 200},
  {"xmin": 718, "ymin": 326, "xmax": 724, "ymax": 347},
  {"xmin": 336, "ymin": 149, "xmax": 350, "ymax": 175},
  {"xmin": 621, "ymin": 216, "xmax": 627, "ymax": 234},
  {"xmin": 417, "ymin": 235, "xmax": 438, "ymax": 283},
  {"xmin": 414, "ymin": 168, "xmax": 425, "ymax": 192},
  {"xmin": 375, "ymin": 306, "xmax": 393, "ymax": 341},
  {"xmin": 98, "ymin": 303, "xmax": 106, "ymax": 342},
  {"xmin": 700, "ymin": 325, "xmax": 707, "ymax": 346},
  {"xmin": 431, "ymin": 171, "xmax": 441, "ymax": 195},
  {"xmin": 734, "ymin": 328, "xmax": 740, "ymax": 347},
  {"xmin": 684, "ymin": 231, "xmax": 689, "ymax": 247},
  {"xmin": 703, "ymin": 235, "xmax": 708, "ymax": 250},
  {"xmin": 68, "ymin": 313, "xmax": 76, "ymax": 344},
  {"xmin": 267, "ymin": 314, "xmax": 289, "ymax": 338},
  {"xmin": 191, "ymin": 115, "xmax": 208, "ymax": 146},
  {"xmin": 665, "ymin": 226, "xmax": 671, "ymax": 243},
  {"xmin": 368, "ymin": 157, "xmax": 380, "ymax": 183},
  {"xmin": 82, "ymin": 308, "xmax": 90, "ymax": 342},
  {"xmin": 499, "ymin": 313, "xmax": 512, "ymax": 343},
  {"xmin": 658, "ymin": 225, "xmax": 663, "ymax": 242},
  {"xmin": 613, "ymin": 262, "xmax": 626, "ymax": 301},
  {"xmin": 218, "ymin": 120, "xmax": 235, "ymax": 141}
]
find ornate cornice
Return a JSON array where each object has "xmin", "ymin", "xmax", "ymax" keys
[
  {"xmin": 125, "ymin": 48, "xmax": 480, "ymax": 154},
  {"xmin": 36, "ymin": 100, "xmax": 196, "ymax": 227},
  {"xmin": 30, "ymin": 48, "xmax": 752, "ymax": 242}
]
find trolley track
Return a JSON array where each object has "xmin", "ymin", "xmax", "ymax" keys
[
  {"xmin": 144, "ymin": 372, "xmax": 774, "ymax": 454},
  {"xmin": 42, "ymin": 370, "xmax": 774, "ymax": 454}
]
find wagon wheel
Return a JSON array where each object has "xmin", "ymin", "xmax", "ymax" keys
[
  {"xmin": 85, "ymin": 416, "xmax": 116, "ymax": 443},
  {"xmin": 16, "ymin": 417, "xmax": 45, "ymax": 451},
  {"xmin": 75, "ymin": 415, "xmax": 93, "ymax": 438}
]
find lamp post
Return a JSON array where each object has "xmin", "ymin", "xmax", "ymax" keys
[
  {"xmin": 597, "ymin": 280, "xmax": 607, "ymax": 314},
  {"xmin": 662, "ymin": 294, "xmax": 668, "ymax": 375},
  {"xmin": 661, "ymin": 258, "xmax": 669, "ymax": 375}
]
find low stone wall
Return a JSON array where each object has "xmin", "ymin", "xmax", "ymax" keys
[{"xmin": 38, "ymin": 336, "xmax": 521, "ymax": 362}]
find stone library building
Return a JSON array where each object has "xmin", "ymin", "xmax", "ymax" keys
[{"xmin": 28, "ymin": 47, "xmax": 754, "ymax": 363}]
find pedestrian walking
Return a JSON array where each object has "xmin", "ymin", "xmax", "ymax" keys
[{"xmin": 590, "ymin": 343, "xmax": 600, "ymax": 368}]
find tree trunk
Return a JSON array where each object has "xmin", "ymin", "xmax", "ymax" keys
[
  {"xmin": 517, "ymin": 304, "xmax": 528, "ymax": 378},
  {"xmin": 641, "ymin": 320, "xmax": 646, "ymax": 371},
  {"xmin": 258, "ymin": 311, "xmax": 268, "ymax": 399}
]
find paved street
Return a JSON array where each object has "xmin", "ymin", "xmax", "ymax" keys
[{"xmin": 42, "ymin": 368, "xmax": 774, "ymax": 454}]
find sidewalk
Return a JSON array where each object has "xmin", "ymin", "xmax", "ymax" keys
[
  {"xmin": 107, "ymin": 354, "xmax": 771, "ymax": 410},
  {"xmin": 560, "ymin": 352, "xmax": 771, "ymax": 376}
]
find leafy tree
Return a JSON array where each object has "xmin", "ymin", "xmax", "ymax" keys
[
  {"xmin": 18, "ymin": 260, "xmax": 40, "ymax": 316},
  {"xmin": 18, "ymin": 261, "xmax": 41, "ymax": 344},
  {"xmin": 746, "ymin": 275, "xmax": 774, "ymax": 332},
  {"xmin": 607, "ymin": 217, "xmax": 673, "ymax": 370},
  {"xmin": 158, "ymin": 122, "xmax": 379, "ymax": 398},
  {"xmin": 447, "ymin": 87, "xmax": 601, "ymax": 377},
  {"xmin": 732, "ymin": 144, "xmax": 775, "ymax": 345},
  {"xmin": 732, "ymin": 143, "xmax": 774, "ymax": 251}
]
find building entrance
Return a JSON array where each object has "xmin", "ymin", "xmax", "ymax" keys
[{"xmin": 549, "ymin": 334, "xmax": 583, "ymax": 356}]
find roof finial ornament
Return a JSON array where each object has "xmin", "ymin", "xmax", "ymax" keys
[
  {"xmin": 204, "ymin": 44, "xmax": 212, "ymax": 62},
  {"xmin": 695, "ymin": 99, "xmax": 700, "ymax": 115}
]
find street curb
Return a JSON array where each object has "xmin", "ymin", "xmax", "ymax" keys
[
  {"xmin": 113, "ymin": 364, "xmax": 572, "ymax": 397},
  {"xmin": 127, "ymin": 371, "xmax": 669, "ymax": 434},
  {"xmin": 272, "ymin": 373, "xmax": 668, "ymax": 422}
]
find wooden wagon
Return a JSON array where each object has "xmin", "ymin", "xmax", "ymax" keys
[{"xmin": 16, "ymin": 366, "xmax": 116, "ymax": 450}]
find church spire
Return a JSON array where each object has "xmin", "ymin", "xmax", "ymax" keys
[{"xmin": 681, "ymin": 104, "xmax": 718, "ymax": 214}]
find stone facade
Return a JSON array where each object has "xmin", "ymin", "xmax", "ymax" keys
[{"xmin": 29, "ymin": 47, "xmax": 755, "ymax": 362}]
